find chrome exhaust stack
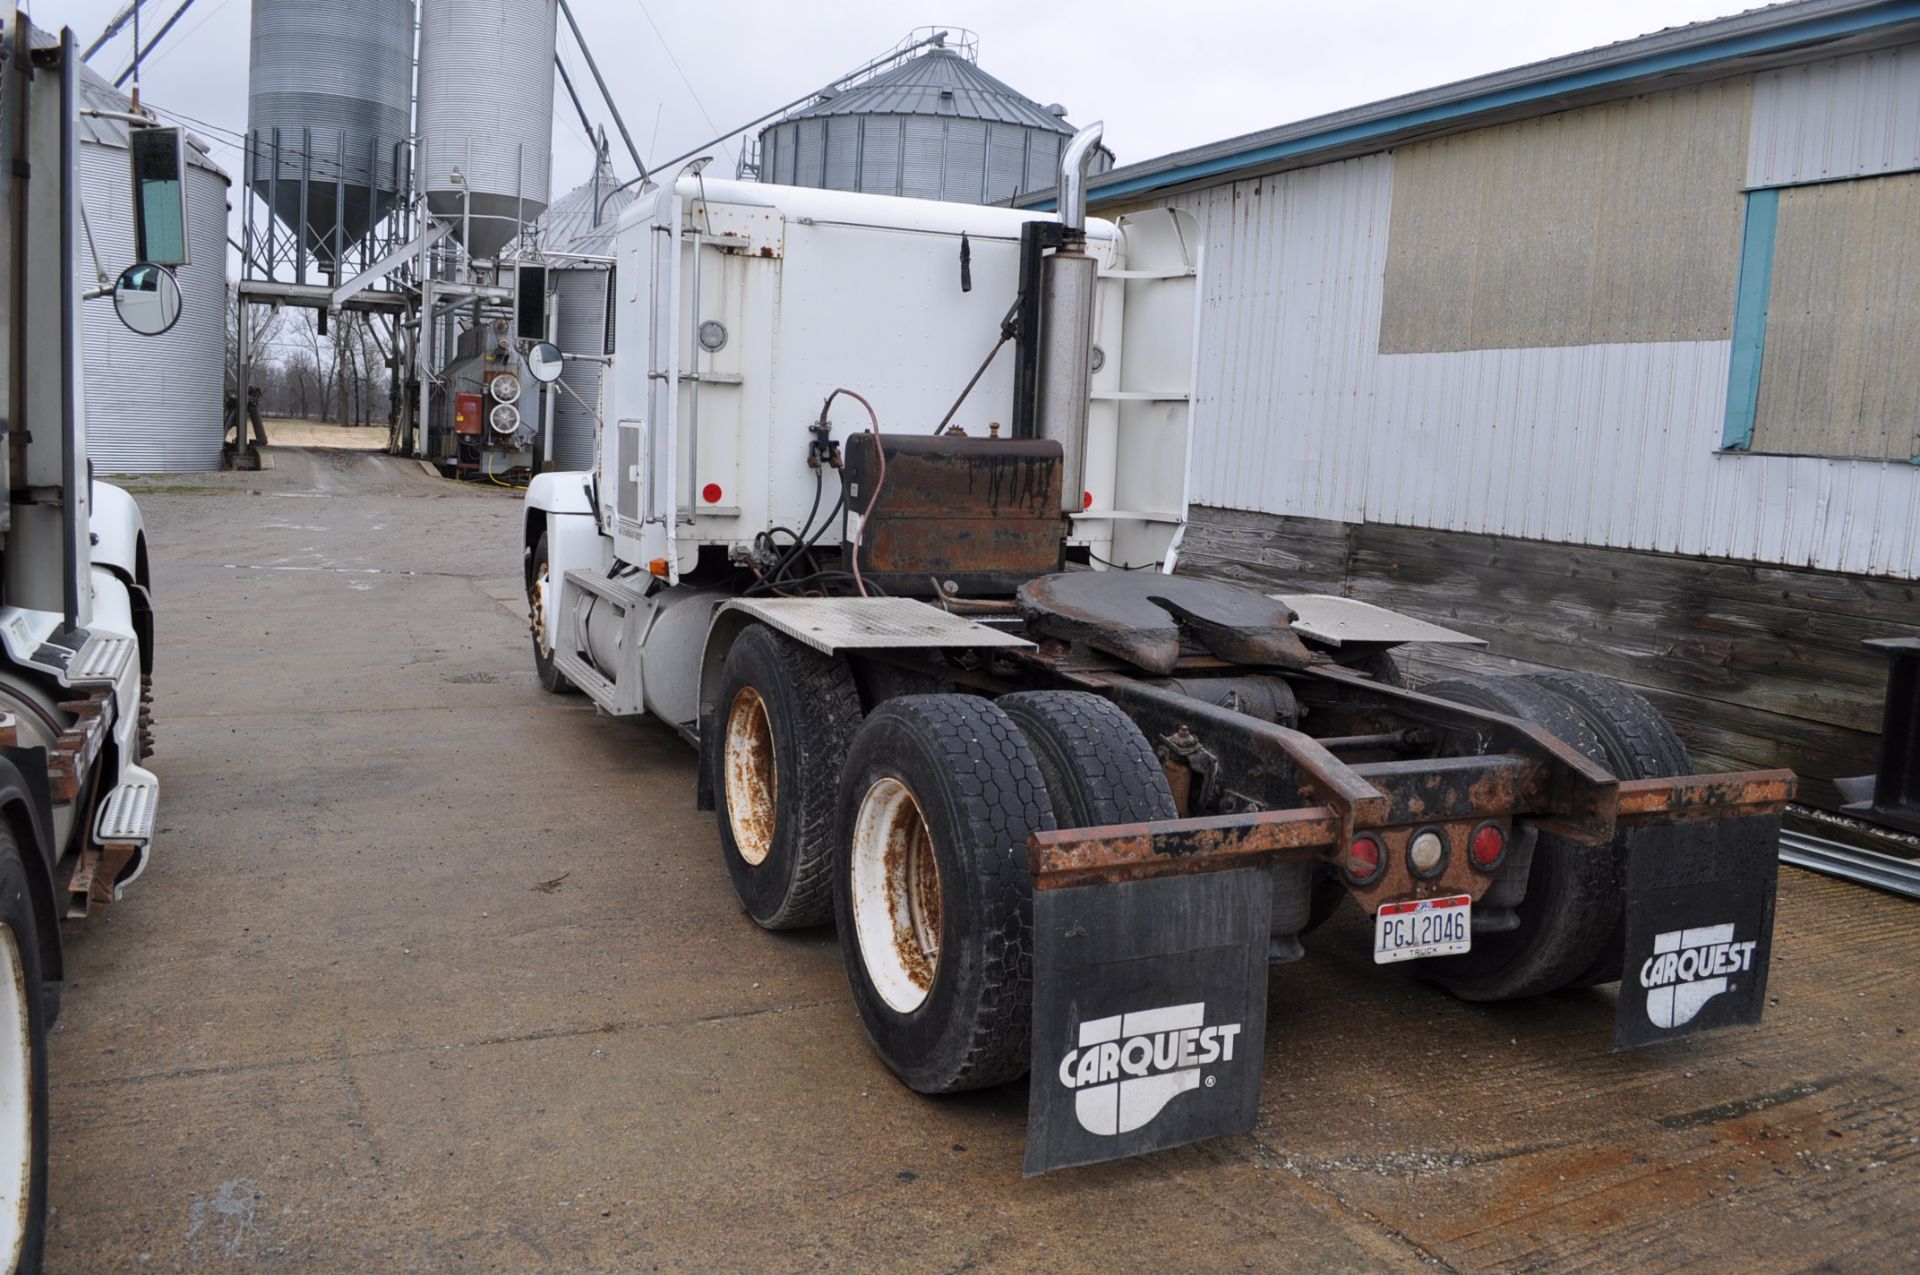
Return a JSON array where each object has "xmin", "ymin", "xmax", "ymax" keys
[
  {"xmin": 1036, "ymin": 123, "xmax": 1104, "ymax": 511},
  {"xmin": 1057, "ymin": 121, "xmax": 1104, "ymax": 234}
]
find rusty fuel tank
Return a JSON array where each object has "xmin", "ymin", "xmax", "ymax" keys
[{"xmin": 841, "ymin": 432, "xmax": 1065, "ymax": 596}]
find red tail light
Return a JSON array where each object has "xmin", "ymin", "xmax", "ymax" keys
[
  {"xmin": 1470, "ymin": 822, "xmax": 1507, "ymax": 870},
  {"xmin": 1345, "ymin": 834, "xmax": 1385, "ymax": 885}
]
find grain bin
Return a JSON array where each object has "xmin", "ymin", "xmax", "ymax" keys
[
  {"xmin": 756, "ymin": 45, "xmax": 1112, "ymax": 205},
  {"xmin": 77, "ymin": 66, "xmax": 231, "ymax": 473},
  {"xmin": 246, "ymin": 0, "xmax": 415, "ymax": 267},
  {"xmin": 534, "ymin": 155, "xmax": 630, "ymax": 471},
  {"xmin": 417, "ymin": 0, "xmax": 559, "ymax": 259}
]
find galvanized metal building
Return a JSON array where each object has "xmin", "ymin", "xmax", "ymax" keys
[
  {"xmin": 533, "ymin": 156, "xmax": 631, "ymax": 472},
  {"xmin": 1041, "ymin": 0, "xmax": 1920, "ymax": 807}
]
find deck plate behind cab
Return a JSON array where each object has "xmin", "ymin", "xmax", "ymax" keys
[
  {"xmin": 1272, "ymin": 594, "xmax": 1487, "ymax": 648},
  {"xmin": 1019, "ymin": 573, "xmax": 1313, "ymax": 674}
]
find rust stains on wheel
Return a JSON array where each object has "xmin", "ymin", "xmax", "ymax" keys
[
  {"xmin": 724, "ymin": 686, "xmax": 778, "ymax": 867},
  {"xmin": 850, "ymin": 776, "xmax": 944, "ymax": 1013}
]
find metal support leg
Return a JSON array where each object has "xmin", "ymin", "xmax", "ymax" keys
[{"xmin": 1840, "ymin": 638, "xmax": 1920, "ymax": 835}]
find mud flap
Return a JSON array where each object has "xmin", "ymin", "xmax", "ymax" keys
[
  {"xmin": 1613, "ymin": 813, "xmax": 1780, "ymax": 1050},
  {"xmin": 1025, "ymin": 868, "xmax": 1273, "ymax": 1175}
]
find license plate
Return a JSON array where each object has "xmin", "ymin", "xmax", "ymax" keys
[{"xmin": 1373, "ymin": 895, "xmax": 1472, "ymax": 964}]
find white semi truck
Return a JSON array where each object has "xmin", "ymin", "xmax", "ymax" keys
[
  {"xmin": 0, "ymin": 17, "xmax": 171, "ymax": 1266},
  {"xmin": 525, "ymin": 126, "xmax": 1795, "ymax": 1173}
]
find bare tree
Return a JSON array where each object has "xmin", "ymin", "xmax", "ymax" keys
[
  {"xmin": 279, "ymin": 350, "xmax": 322, "ymax": 420},
  {"xmin": 225, "ymin": 285, "xmax": 283, "ymax": 398}
]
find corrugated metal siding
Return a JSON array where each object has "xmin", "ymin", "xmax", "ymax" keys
[
  {"xmin": 1163, "ymin": 152, "xmax": 1920, "ymax": 578},
  {"xmin": 1749, "ymin": 42, "xmax": 1920, "ymax": 186},
  {"xmin": 945, "ymin": 120, "xmax": 987, "ymax": 202},
  {"xmin": 770, "ymin": 124, "xmax": 796, "ymax": 185},
  {"xmin": 860, "ymin": 117, "xmax": 901, "ymax": 195},
  {"xmin": 1751, "ymin": 172, "xmax": 1920, "ymax": 461},
  {"xmin": 1025, "ymin": 131, "xmax": 1061, "ymax": 192},
  {"xmin": 901, "ymin": 118, "xmax": 945, "ymax": 199},
  {"xmin": 551, "ymin": 268, "xmax": 608, "ymax": 472},
  {"xmin": 794, "ymin": 119, "xmax": 826, "ymax": 188},
  {"xmin": 824, "ymin": 117, "xmax": 859, "ymax": 190},
  {"xmin": 985, "ymin": 123, "xmax": 1026, "ymax": 204},
  {"xmin": 79, "ymin": 141, "xmax": 230, "ymax": 473},
  {"xmin": 247, "ymin": 0, "xmax": 412, "ymax": 193},
  {"xmin": 417, "ymin": 0, "xmax": 556, "ymax": 207}
]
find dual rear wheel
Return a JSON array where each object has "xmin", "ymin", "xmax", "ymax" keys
[
  {"xmin": 711, "ymin": 626, "xmax": 1173, "ymax": 1094},
  {"xmin": 832, "ymin": 692, "xmax": 1175, "ymax": 1094},
  {"xmin": 712, "ymin": 625, "xmax": 1688, "ymax": 1092}
]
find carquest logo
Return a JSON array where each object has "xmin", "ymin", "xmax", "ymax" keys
[
  {"xmin": 1639, "ymin": 924, "xmax": 1757, "ymax": 1028},
  {"xmin": 1057, "ymin": 1003, "xmax": 1242, "ymax": 1135}
]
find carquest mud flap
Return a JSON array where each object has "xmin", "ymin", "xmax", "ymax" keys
[
  {"xmin": 1613, "ymin": 813, "xmax": 1781, "ymax": 1050},
  {"xmin": 1025, "ymin": 868, "xmax": 1273, "ymax": 1175}
]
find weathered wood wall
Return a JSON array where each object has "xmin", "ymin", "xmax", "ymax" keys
[{"xmin": 1179, "ymin": 505, "xmax": 1920, "ymax": 808}]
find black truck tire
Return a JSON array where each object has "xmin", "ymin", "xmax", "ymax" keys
[
  {"xmin": 1351, "ymin": 649, "xmax": 1409, "ymax": 688},
  {"xmin": 998, "ymin": 692, "xmax": 1176, "ymax": 828},
  {"xmin": 0, "ymin": 827, "xmax": 49, "ymax": 1274},
  {"xmin": 714, "ymin": 626, "xmax": 863, "ymax": 929},
  {"xmin": 1526, "ymin": 671, "xmax": 1693, "ymax": 989},
  {"xmin": 1420, "ymin": 675, "xmax": 1620, "ymax": 1002},
  {"xmin": 833, "ymin": 695, "xmax": 1056, "ymax": 1094},
  {"xmin": 529, "ymin": 534, "xmax": 572, "ymax": 695}
]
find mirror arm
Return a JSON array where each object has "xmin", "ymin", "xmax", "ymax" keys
[{"xmin": 81, "ymin": 108, "xmax": 159, "ymax": 128}]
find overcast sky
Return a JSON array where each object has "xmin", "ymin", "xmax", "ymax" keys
[{"xmin": 60, "ymin": 0, "xmax": 1767, "ymax": 206}]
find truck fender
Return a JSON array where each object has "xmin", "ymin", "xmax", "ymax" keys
[
  {"xmin": 89, "ymin": 481, "xmax": 155, "ymax": 675},
  {"xmin": 692, "ymin": 597, "xmax": 1031, "ymax": 811},
  {"xmin": 89, "ymin": 480, "xmax": 149, "ymax": 584},
  {"xmin": 0, "ymin": 752, "xmax": 64, "ymax": 983},
  {"xmin": 523, "ymin": 472, "xmax": 602, "ymax": 648}
]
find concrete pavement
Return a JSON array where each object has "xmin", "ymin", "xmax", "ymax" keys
[{"xmin": 45, "ymin": 448, "xmax": 1920, "ymax": 1272}]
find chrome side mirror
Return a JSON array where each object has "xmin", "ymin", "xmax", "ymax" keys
[
  {"xmin": 112, "ymin": 262, "xmax": 182, "ymax": 337},
  {"xmin": 526, "ymin": 341, "xmax": 564, "ymax": 384}
]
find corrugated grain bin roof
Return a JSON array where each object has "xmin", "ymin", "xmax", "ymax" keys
[
  {"xmin": 536, "ymin": 154, "xmax": 632, "ymax": 255},
  {"xmin": 788, "ymin": 49, "xmax": 1076, "ymax": 133},
  {"xmin": 77, "ymin": 61, "xmax": 224, "ymax": 174}
]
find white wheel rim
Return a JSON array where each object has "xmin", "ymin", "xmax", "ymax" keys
[
  {"xmin": 0, "ymin": 924, "xmax": 31, "ymax": 1267},
  {"xmin": 723, "ymin": 687, "xmax": 778, "ymax": 866},
  {"xmin": 849, "ymin": 777, "xmax": 943, "ymax": 1013}
]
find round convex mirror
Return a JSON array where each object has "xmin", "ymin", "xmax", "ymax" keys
[
  {"xmin": 526, "ymin": 341, "xmax": 564, "ymax": 384},
  {"xmin": 113, "ymin": 262, "xmax": 182, "ymax": 337}
]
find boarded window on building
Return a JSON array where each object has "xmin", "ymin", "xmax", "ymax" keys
[
  {"xmin": 1379, "ymin": 79, "xmax": 1751, "ymax": 353},
  {"xmin": 1750, "ymin": 172, "xmax": 1920, "ymax": 462}
]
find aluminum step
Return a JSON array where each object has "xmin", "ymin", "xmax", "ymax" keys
[
  {"xmin": 551, "ymin": 650, "xmax": 642, "ymax": 717},
  {"xmin": 564, "ymin": 568, "xmax": 651, "ymax": 612},
  {"xmin": 68, "ymin": 633, "xmax": 136, "ymax": 685},
  {"xmin": 94, "ymin": 767, "xmax": 159, "ymax": 845},
  {"xmin": 554, "ymin": 568, "xmax": 650, "ymax": 716}
]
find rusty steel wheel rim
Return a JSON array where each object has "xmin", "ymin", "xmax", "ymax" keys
[
  {"xmin": 724, "ymin": 686, "xmax": 778, "ymax": 866},
  {"xmin": 849, "ymin": 776, "xmax": 943, "ymax": 1014},
  {"xmin": 530, "ymin": 562, "xmax": 553, "ymax": 659}
]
